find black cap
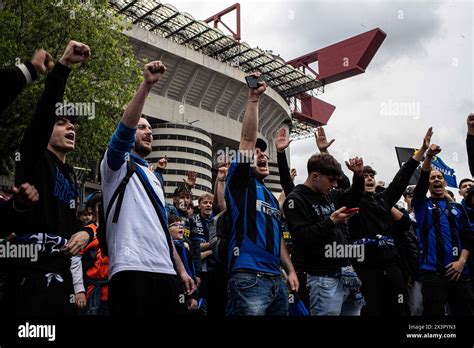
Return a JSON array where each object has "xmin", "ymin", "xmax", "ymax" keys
[
  {"xmin": 175, "ymin": 185, "xmax": 192, "ymax": 196},
  {"xmin": 255, "ymin": 138, "xmax": 267, "ymax": 152}
]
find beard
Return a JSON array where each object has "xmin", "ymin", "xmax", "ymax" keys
[{"xmin": 133, "ymin": 143, "xmax": 151, "ymax": 157}]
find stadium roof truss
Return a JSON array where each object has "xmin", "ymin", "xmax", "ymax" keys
[{"xmin": 109, "ymin": 0, "xmax": 325, "ymax": 99}]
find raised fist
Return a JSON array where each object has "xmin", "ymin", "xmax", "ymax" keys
[
  {"xmin": 144, "ymin": 61, "xmax": 166, "ymax": 85},
  {"xmin": 31, "ymin": 49, "xmax": 54, "ymax": 74},
  {"xmin": 59, "ymin": 40, "xmax": 91, "ymax": 67}
]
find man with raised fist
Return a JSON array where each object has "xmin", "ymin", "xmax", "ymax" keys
[
  {"xmin": 413, "ymin": 143, "xmax": 474, "ymax": 316},
  {"xmin": 2, "ymin": 41, "xmax": 93, "ymax": 318},
  {"xmin": 224, "ymin": 72, "xmax": 298, "ymax": 316},
  {"xmin": 100, "ymin": 61, "xmax": 195, "ymax": 318}
]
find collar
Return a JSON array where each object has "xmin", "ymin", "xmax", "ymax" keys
[{"xmin": 130, "ymin": 152, "xmax": 148, "ymax": 167}]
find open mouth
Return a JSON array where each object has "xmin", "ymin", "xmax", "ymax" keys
[
  {"xmin": 65, "ymin": 132, "xmax": 75, "ymax": 141},
  {"xmin": 366, "ymin": 182, "xmax": 375, "ymax": 188},
  {"xmin": 433, "ymin": 182, "xmax": 443, "ymax": 190},
  {"xmin": 142, "ymin": 136, "xmax": 152, "ymax": 144},
  {"xmin": 257, "ymin": 159, "xmax": 267, "ymax": 168}
]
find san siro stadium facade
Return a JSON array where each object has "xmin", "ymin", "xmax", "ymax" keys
[
  {"xmin": 106, "ymin": 0, "xmax": 304, "ymax": 202},
  {"xmin": 77, "ymin": 1, "xmax": 383, "ymax": 204}
]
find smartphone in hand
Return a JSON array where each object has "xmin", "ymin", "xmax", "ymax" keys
[
  {"xmin": 245, "ymin": 75, "xmax": 265, "ymax": 89},
  {"xmin": 342, "ymin": 207, "xmax": 359, "ymax": 214}
]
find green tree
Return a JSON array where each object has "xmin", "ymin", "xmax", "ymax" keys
[{"xmin": 0, "ymin": 0, "xmax": 143, "ymax": 177}]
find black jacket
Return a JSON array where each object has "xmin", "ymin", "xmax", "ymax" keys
[
  {"xmin": 348, "ymin": 157, "xmax": 420, "ymax": 266},
  {"xmin": 277, "ymin": 150, "xmax": 351, "ymax": 272},
  {"xmin": 0, "ymin": 62, "xmax": 38, "ymax": 116},
  {"xmin": 392, "ymin": 209, "xmax": 419, "ymax": 281},
  {"xmin": 284, "ymin": 175, "xmax": 364, "ymax": 276},
  {"xmin": 8, "ymin": 63, "xmax": 92, "ymax": 275},
  {"xmin": 0, "ymin": 62, "xmax": 38, "ymax": 232}
]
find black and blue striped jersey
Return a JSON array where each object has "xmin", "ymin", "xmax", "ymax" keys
[
  {"xmin": 413, "ymin": 170, "xmax": 473, "ymax": 275},
  {"xmin": 224, "ymin": 155, "xmax": 282, "ymax": 275}
]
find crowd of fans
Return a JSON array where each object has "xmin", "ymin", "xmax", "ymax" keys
[{"xmin": 0, "ymin": 40, "xmax": 473, "ymax": 317}]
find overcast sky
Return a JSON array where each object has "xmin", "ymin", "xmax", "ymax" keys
[{"xmin": 167, "ymin": 0, "xmax": 473, "ymax": 198}]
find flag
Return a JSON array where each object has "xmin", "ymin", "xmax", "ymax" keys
[
  {"xmin": 431, "ymin": 155, "xmax": 458, "ymax": 188},
  {"xmin": 395, "ymin": 147, "xmax": 458, "ymax": 188}
]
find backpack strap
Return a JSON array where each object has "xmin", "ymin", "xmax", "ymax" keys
[
  {"xmin": 106, "ymin": 159, "xmax": 136, "ymax": 223},
  {"xmin": 133, "ymin": 166, "xmax": 176, "ymax": 269}
]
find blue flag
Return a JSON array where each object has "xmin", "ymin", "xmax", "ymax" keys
[
  {"xmin": 431, "ymin": 155, "xmax": 457, "ymax": 188},
  {"xmin": 395, "ymin": 147, "xmax": 458, "ymax": 188}
]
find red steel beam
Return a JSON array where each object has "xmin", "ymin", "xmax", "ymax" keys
[
  {"xmin": 203, "ymin": 3, "xmax": 241, "ymax": 41},
  {"xmin": 287, "ymin": 28, "xmax": 386, "ymax": 85}
]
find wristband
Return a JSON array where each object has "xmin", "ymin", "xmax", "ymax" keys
[{"xmin": 17, "ymin": 63, "xmax": 33, "ymax": 84}]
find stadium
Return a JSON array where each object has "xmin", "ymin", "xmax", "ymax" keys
[{"xmin": 82, "ymin": 0, "xmax": 386, "ymax": 202}]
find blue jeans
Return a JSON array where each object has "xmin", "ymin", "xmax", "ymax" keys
[
  {"xmin": 307, "ymin": 273, "xmax": 364, "ymax": 316},
  {"xmin": 226, "ymin": 272, "xmax": 288, "ymax": 316}
]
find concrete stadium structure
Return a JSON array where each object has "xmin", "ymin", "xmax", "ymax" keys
[{"xmin": 118, "ymin": 8, "xmax": 294, "ymax": 201}]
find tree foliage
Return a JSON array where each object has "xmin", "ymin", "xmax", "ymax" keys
[{"xmin": 0, "ymin": 0, "xmax": 143, "ymax": 176}]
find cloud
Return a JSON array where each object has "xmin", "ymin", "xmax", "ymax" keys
[{"xmin": 164, "ymin": 0, "xmax": 473, "ymax": 197}]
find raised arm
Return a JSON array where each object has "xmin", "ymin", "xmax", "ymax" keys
[
  {"xmin": 315, "ymin": 127, "xmax": 349, "ymax": 189},
  {"xmin": 239, "ymin": 72, "xmax": 266, "ymax": 152},
  {"xmin": 413, "ymin": 143, "xmax": 442, "ymax": 200},
  {"xmin": 337, "ymin": 157, "xmax": 365, "ymax": 207},
  {"xmin": 383, "ymin": 127, "xmax": 432, "ymax": 207},
  {"xmin": 275, "ymin": 127, "xmax": 294, "ymax": 196},
  {"xmin": 0, "ymin": 49, "xmax": 53, "ymax": 115},
  {"xmin": 467, "ymin": 114, "xmax": 474, "ymax": 177},
  {"xmin": 214, "ymin": 161, "xmax": 228, "ymax": 213},
  {"xmin": 16, "ymin": 41, "xmax": 90, "ymax": 185},
  {"xmin": 106, "ymin": 61, "xmax": 165, "ymax": 171},
  {"xmin": 315, "ymin": 126, "xmax": 335, "ymax": 154}
]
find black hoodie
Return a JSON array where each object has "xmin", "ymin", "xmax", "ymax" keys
[
  {"xmin": 7, "ymin": 63, "xmax": 93, "ymax": 275},
  {"xmin": 348, "ymin": 157, "xmax": 420, "ymax": 267},
  {"xmin": 283, "ymin": 175, "xmax": 364, "ymax": 276}
]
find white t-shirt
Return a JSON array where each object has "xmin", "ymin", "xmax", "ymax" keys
[{"xmin": 101, "ymin": 154, "xmax": 176, "ymax": 280}]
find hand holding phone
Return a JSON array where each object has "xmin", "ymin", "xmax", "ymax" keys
[
  {"xmin": 245, "ymin": 74, "xmax": 266, "ymax": 89},
  {"xmin": 342, "ymin": 207, "xmax": 359, "ymax": 214}
]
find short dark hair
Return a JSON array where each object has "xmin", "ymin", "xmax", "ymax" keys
[
  {"xmin": 363, "ymin": 166, "xmax": 377, "ymax": 176},
  {"xmin": 307, "ymin": 153, "xmax": 343, "ymax": 178},
  {"xmin": 168, "ymin": 214, "xmax": 182, "ymax": 224},
  {"xmin": 459, "ymin": 178, "xmax": 473, "ymax": 189}
]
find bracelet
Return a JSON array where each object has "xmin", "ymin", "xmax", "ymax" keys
[
  {"xmin": 18, "ymin": 63, "xmax": 33, "ymax": 84},
  {"xmin": 247, "ymin": 98, "xmax": 259, "ymax": 103},
  {"xmin": 217, "ymin": 177, "xmax": 226, "ymax": 182}
]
